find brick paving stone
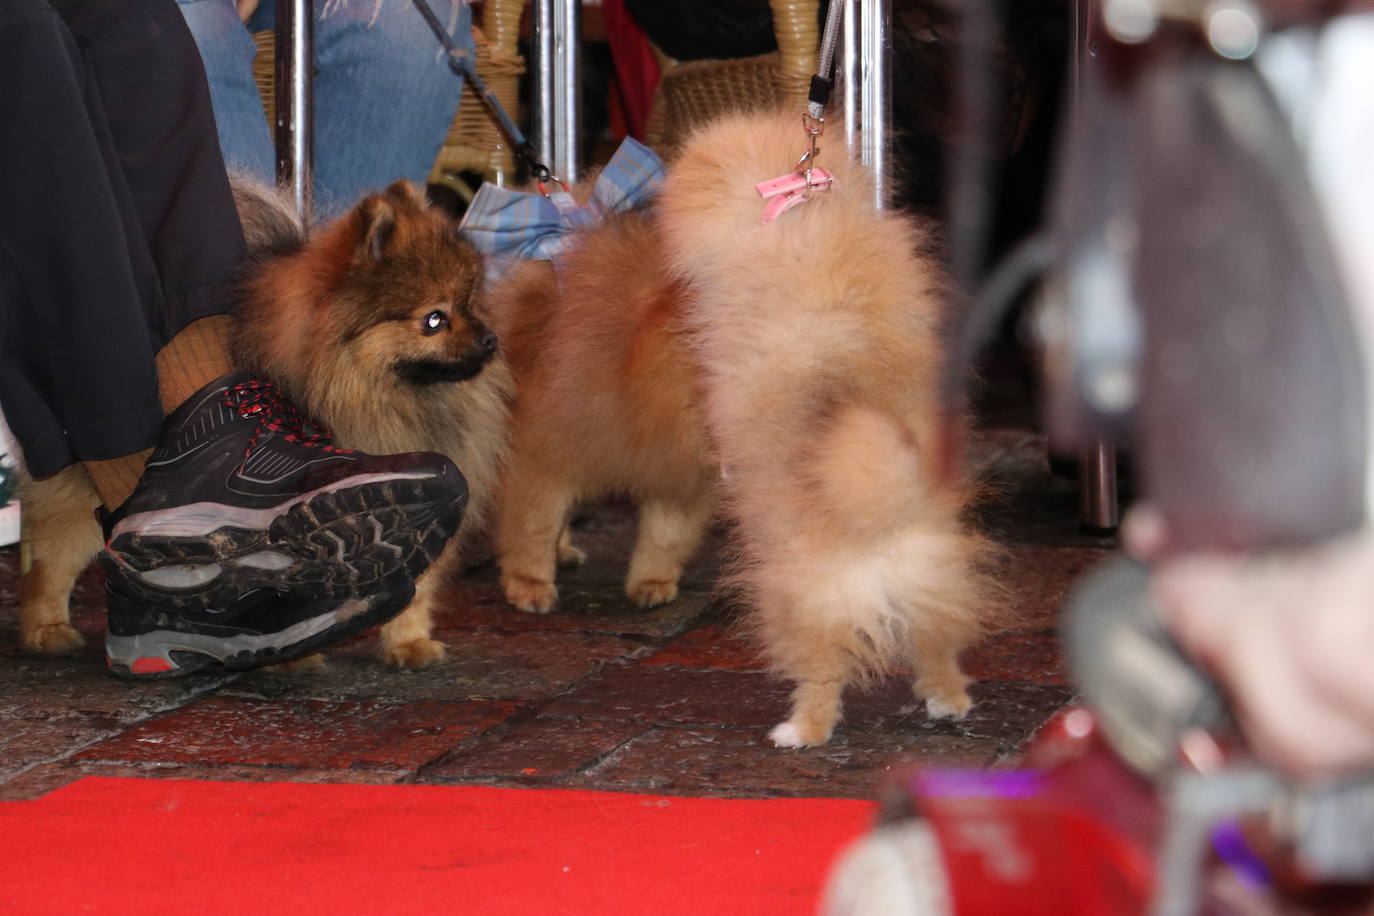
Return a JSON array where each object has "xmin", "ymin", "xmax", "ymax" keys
[
  {"xmin": 0, "ymin": 651, "xmax": 238, "ymax": 721},
  {"xmin": 639, "ymin": 624, "xmax": 766, "ymax": 671},
  {"xmin": 426, "ymin": 717, "xmax": 649, "ymax": 783},
  {"xmin": 578, "ymin": 726, "xmax": 1003, "ymax": 799},
  {"xmin": 844, "ymin": 678, "xmax": 1078, "ymax": 752},
  {"xmin": 0, "ymin": 715, "xmax": 128, "ymax": 783},
  {"xmin": 541, "ymin": 665, "xmax": 793, "ymax": 727},
  {"xmin": 0, "ymin": 761, "xmax": 405, "ymax": 801},
  {"xmin": 73, "ymin": 696, "xmax": 519, "ymax": 772},
  {"xmin": 223, "ymin": 628, "xmax": 645, "ymax": 704},
  {"xmin": 539, "ymin": 665, "xmax": 1077, "ymax": 753},
  {"xmin": 961, "ymin": 632, "xmax": 1067, "ymax": 685},
  {"xmin": 436, "ymin": 576, "xmax": 713, "ymax": 639}
]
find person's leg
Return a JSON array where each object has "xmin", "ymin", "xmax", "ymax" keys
[
  {"xmin": 239, "ymin": 0, "xmax": 469, "ymax": 221},
  {"xmin": 0, "ymin": 0, "xmax": 166, "ymax": 481},
  {"xmin": 175, "ymin": 0, "xmax": 275, "ymax": 186},
  {"xmin": 48, "ymin": 0, "xmax": 246, "ymax": 507},
  {"xmin": 312, "ymin": 0, "xmax": 469, "ymax": 219}
]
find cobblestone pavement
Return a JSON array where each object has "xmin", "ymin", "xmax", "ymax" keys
[{"xmin": 0, "ymin": 425, "xmax": 1117, "ymax": 802}]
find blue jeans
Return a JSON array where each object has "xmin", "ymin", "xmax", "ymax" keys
[{"xmin": 177, "ymin": 0, "xmax": 470, "ymax": 221}]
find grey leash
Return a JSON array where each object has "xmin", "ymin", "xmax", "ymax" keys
[{"xmin": 410, "ymin": 0, "xmax": 560, "ymax": 188}]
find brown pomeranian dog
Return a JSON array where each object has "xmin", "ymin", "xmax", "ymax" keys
[
  {"xmin": 487, "ymin": 205, "xmax": 717, "ymax": 614},
  {"xmin": 229, "ymin": 179, "xmax": 510, "ymax": 665},
  {"xmin": 658, "ymin": 110, "xmax": 999, "ymax": 747},
  {"xmin": 15, "ymin": 180, "xmax": 510, "ymax": 668}
]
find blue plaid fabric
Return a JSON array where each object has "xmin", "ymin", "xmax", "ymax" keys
[{"xmin": 459, "ymin": 137, "xmax": 665, "ymax": 265}]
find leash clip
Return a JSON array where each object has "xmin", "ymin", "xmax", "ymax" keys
[
  {"xmin": 532, "ymin": 163, "xmax": 569, "ymax": 199},
  {"xmin": 754, "ymin": 110, "xmax": 835, "ymax": 223},
  {"xmin": 755, "ymin": 167, "xmax": 835, "ymax": 224}
]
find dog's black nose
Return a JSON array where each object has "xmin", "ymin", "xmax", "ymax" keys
[{"xmin": 476, "ymin": 331, "xmax": 498, "ymax": 355}]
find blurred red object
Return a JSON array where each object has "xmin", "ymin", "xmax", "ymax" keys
[{"xmin": 601, "ymin": 0, "xmax": 660, "ymax": 140}]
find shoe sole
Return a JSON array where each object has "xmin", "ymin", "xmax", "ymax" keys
[
  {"xmin": 104, "ymin": 577, "xmax": 418, "ymax": 678},
  {"xmin": 100, "ymin": 472, "xmax": 466, "ymax": 613}
]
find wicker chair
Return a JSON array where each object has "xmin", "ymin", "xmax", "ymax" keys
[
  {"xmin": 426, "ymin": 0, "xmax": 525, "ymax": 189},
  {"xmin": 642, "ymin": 0, "xmax": 818, "ymax": 159},
  {"xmin": 249, "ymin": 0, "xmax": 525, "ymax": 192}
]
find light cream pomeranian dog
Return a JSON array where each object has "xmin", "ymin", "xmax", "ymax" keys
[{"xmin": 658, "ymin": 109, "xmax": 999, "ymax": 747}]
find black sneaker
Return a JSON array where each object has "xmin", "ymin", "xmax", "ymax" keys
[
  {"xmin": 99, "ymin": 370, "xmax": 466, "ymax": 676},
  {"xmin": 103, "ymin": 586, "xmax": 421, "ymax": 677}
]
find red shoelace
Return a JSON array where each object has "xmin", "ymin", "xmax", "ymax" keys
[{"xmin": 224, "ymin": 379, "xmax": 353, "ymax": 466}]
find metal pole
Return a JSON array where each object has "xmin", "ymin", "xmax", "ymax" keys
[
  {"xmin": 275, "ymin": 0, "xmax": 314, "ymax": 224},
  {"xmin": 1073, "ymin": 0, "xmax": 1120, "ymax": 533},
  {"xmin": 1080, "ymin": 437, "xmax": 1120, "ymax": 532},
  {"xmin": 840, "ymin": 0, "xmax": 860, "ymax": 164},
  {"xmin": 532, "ymin": 0, "xmax": 581, "ymax": 184},
  {"xmin": 838, "ymin": 0, "xmax": 891, "ymax": 210},
  {"xmin": 860, "ymin": 0, "xmax": 891, "ymax": 210}
]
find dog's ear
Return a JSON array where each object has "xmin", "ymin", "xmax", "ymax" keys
[
  {"xmin": 385, "ymin": 180, "xmax": 429, "ymax": 212},
  {"xmin": 356, "ymin": 195, "xmax": 396, "ymax": 261}
]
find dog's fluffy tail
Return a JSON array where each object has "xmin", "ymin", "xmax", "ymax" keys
[
  {"xmin": 657, "ymin": 109, "xmax": 903, "ymax": 306},
  {"xmin": 806, "ymin": 404, "xmax": 946, "ymax": 540},
  {"xmin": 229, "ymin": 173, "xmax": 306, "ymax": 259}
]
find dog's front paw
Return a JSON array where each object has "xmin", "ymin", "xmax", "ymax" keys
[
  {"xmin": 21, "ymin": 623, "xmax": 85, "ymax": 655},
  {"xmin": 626, "ymin": 577, "xmax": 678, "ymax": 609},
  {"xmin": 383, "ymin": 637, "xmax": 447, "ymax": 669},
  {"xmin": 768, "ymin": 719, "xmax": 833, "ymax": 748},
  {"xmin": 503, "ymin": 574, "xmax": 558, "ymax": 614}
]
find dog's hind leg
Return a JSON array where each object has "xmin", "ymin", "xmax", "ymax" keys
[
  {"xmin": 907, "ymin": 610, "xmax": 978, "ymax": 720},
  {"xmin": 497, "ymin": 457, "xmax": 575, "ymax": 614},
  {"xmin": 379, "ymin": 537, "xmax": 458, "ymax": 668},
  {"xmin": 625, "ymin": 494, "xmax": 713, "ymax": 609},
  {"xmin": 18, "ymin": 465, "xmax": 102, "ymax": 654},
  {"xmin": 771, "ymin": 662, "xmax": 851, "ymax": 748},
  {"xmin": 762, "ymin": 598, "xmax": 855, "ymax": 747}
]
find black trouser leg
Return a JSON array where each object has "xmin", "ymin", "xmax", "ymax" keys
[{"xmin": 0, "ymin": 0, "xmax": 243, "ymax": 476}]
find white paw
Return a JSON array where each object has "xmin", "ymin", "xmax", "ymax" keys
[
  {"xmin": 768, "ymin": 719, "xmax": 834, "ymax": 747},
  {"xmin": 769, "ymin": 721, "xmax": 806, "ymax": 748},
  {"xmin": 924, "ymin": 695, "xmax": 972, "ymax": 720}
]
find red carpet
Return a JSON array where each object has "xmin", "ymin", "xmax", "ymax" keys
[{"xmin": 0, "ymin": 778, "xmax": 873, "ymax": 914}]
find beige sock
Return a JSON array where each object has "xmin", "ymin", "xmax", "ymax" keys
[
  {"xmin": 153, "ymin": 314, "xmax": 234, "ymax": 414},
  {"xmin": 82, "ymin": 315, "xmax": 235, "ymax": 509},
  {"xmin": 84, "ymin": 449, "xmax": 154, "ymax": 511}
]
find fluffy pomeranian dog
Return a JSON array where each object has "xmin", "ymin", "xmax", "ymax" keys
[
  {"xmin": 228, "ymin": 179, "xmax": 511, "ymax": 665},
  {"xmin": 658, "ymin": 110, "xmax": 998, "ymax": 747},
  {"xmin": 16, "ymin": 180, "xmax": 510, "ymax": 668},
  {"xmin": 487, "ymin": 205, "xmax": 717, "ymax": 614}
]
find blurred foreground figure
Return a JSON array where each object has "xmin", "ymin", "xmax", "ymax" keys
[{"xmin": 825, "ymin": 2, "xmax": 1374, "ymax": 913}]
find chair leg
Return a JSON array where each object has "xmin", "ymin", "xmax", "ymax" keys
[{"xmin": 1079, "ymin": 436, "xmax": 1120, "ymax": 534}]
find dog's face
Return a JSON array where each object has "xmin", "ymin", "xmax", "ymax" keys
[{"xmin": 332, "ymin": 180, "xmax": 499, "ymax": 387}]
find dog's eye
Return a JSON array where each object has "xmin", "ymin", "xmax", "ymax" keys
[{"xmin": 421, "ymin": 310, "xmax": 449, "ymax": 335}]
